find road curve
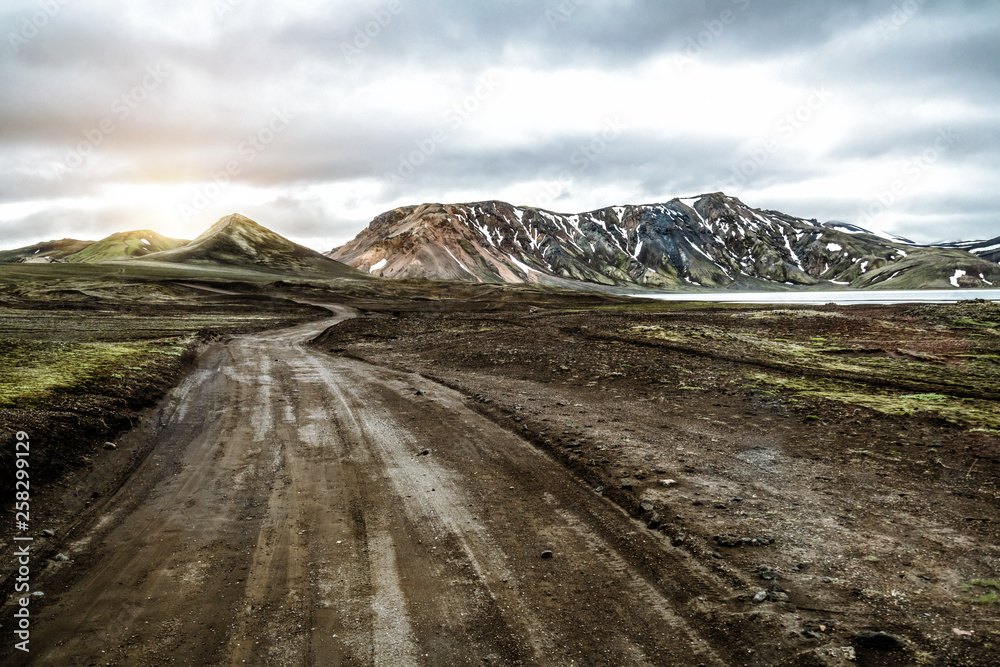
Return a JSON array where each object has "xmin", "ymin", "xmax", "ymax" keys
[{"xmin": 12, "ymin": 306, "xmax": 740, "ymax": 666}]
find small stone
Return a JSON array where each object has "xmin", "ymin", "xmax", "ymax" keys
[
  {"xmin": 759, "ymin": 566, "xmax": 780, "ymax": 580},
  {"xmin": 713, "ymin": 533, "xmax": 741, "ymax": 548},
  {"xmin": 692, "ymin": 499, "xmax": 703, "ymax": 506},
  {"xmin": 621, "ymin": 480, "xmax": 634, "ymax": 491},
  {"xmin": 711, "ymin": 551, "xmax": 722, "ymax": 559},
  {"xmin": 671, "ymin": 533, "xmax": 687, "ymax": 546},
  {"xmin": 647, "ymin": 512, "xmax": 663, "ymax": 530},
  {"xmin": 733, "ymin": 497, "xmax": 743, "ymax": 502},
  {"xmin": 638, "ymin": 500, "xmax": 655, "ymax": 514},
  {"xmin": 103, "ymin": 442, "xmax": 116, "ymax": 450},
  {"xmin": 418, "ymin": 449, "xmax": 430, "ymax": 456},
  {"xmin": 54, "ymin": 553, "xmax": 69, "ymax": 562},
  {"xmin": 659, "ymin": 479, "xmax": 677, "ymax": 487},
  {"xmin": 822, "ymin": 577, "xmax": 834, "ymax": 584},
  {"xmin": 540, "ymin": 550, "xmax": 553, "ymax": 559},
  {"xmin": 752, "ymin": 590, "xmax": 768, "ymax": 604},
  {"xmin": 42, "ymin": 529, "xmax": 55, "ymax": 537},
  {"xmin": 768, "ymin": 591, "xmax": 789, "ymax": 602},
  {"xmin": 30, "ymin": 591, "xmax": 44, "ymax": 598},
  {"xmin": 594, "ymin": 486, "xmax": 604, "ymax": 494}
]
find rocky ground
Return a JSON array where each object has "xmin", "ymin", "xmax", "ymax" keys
[
  {"xmin": 1, "ymin": 273, "xmax": 997, "ymax": 666},
  {"xmin": 313, "ymin": 296, "xmax": 1000, "ymax": 665}
]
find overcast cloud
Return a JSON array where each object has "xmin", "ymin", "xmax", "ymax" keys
[{"xmin": 1, "ymin": 0, "xmax": 997, "ymax": 251}]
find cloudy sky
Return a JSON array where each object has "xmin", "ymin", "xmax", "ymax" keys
[{"xmin": 1, "ymin": 0, "xmax": 997, "ymax": 251}]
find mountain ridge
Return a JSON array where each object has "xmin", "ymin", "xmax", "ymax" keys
[
  {"xmin": 330, "ymin": 193, "xmax": 1000, "ymax": 290},
  {"xmin": 0, "ymin": 213, "xmax": 361, "ymax": 279},
  {"xmin": 136, "ymin": 213, "xmax": 360, "ymax": 277}
]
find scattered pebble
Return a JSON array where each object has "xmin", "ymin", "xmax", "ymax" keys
[
  {"xmin": 54, "ymin": 553, "xmax": 69, "ymax": 562},
  {"xmin": 714, "ymin": 533, "xmax": 775, "ymax": 548},
  {"xmin": 540, "ymin": 550, "xmax": 553, "ymax": 559},
  {"xmin": 752, "ymin": 590, "xmax": 768, "ymax": 604}
]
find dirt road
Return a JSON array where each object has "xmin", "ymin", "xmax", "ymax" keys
[{"xmin": 7, "ymin": 307, "xmax": 757, "ymax": 666}]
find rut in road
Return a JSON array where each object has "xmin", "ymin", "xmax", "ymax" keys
[{"xmin": 16, "ymin": 307, "xmax": 747, "ymax": 666}]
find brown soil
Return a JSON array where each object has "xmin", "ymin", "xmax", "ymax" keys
[
  {"xmin": 311, "ymin": 299, "xmax": 1000, "ymax": 666},
  {"xmin": 2, "ymin": 291, "xmax": 997, "ymax": 666}
]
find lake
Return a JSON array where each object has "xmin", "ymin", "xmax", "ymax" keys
[{"xmin": 631, "ymin": 289, "xmax": 1000, "ymax": 305}]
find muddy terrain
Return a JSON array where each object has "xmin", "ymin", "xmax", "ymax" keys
[
  {"xmin": 313, "ymin": 295, "xmax": 1000, "ymax": 665},
  {"xmin": 0, "ymin": 271, "xmax": 997, "ymax": 666}
]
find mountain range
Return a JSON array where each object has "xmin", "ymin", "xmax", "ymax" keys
[
  {"xmin": 2, "ymin": 195, "xmax": 998, "ymax": 291},
  {"xmin": 0, "ymin": 214, "xmax": 359, "ymax": 278},
  {"xmin": 329, "ymin": 193, "xmax": 1000, "ymax": 290}
]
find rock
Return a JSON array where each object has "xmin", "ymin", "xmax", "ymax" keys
[
  {"xmin": 671, "ymin": 533, "xmax": 687, "ymax": 546},
  {"xmin": 768, "ymin": 591, "xmax": 789, "ymax": 602},
  {"xmin": 541, "ymin": 550, "xmax": 553, "ymax": 559},
  {"xmin": 659, "ymin": 479, "xmax": 677, "ymax": 487},
  {"xmin": 54, "ymin": 553, "xmax": 69, "ymax": 562},
  {"xmin": 638, "ymin": 500, "xmax": 655, "ymax": 514},
  {"xmin": 418, "ymin": 449, "xmax": 430, "ymax": 456},
  {"xmin": 714, "ymin": 533, "xmax": 741, "ymax": 548},
  {"xmin": 42, "ymin": 529, "xmax": 55, "ymax": 537},
  {"xmin": 587, "ymin": 458, "xmax": 597, "ymax": 466},
  {"xmin": 855, "ymin": 630, "xmax": 904, "ymax": 650},
  {"xmin": 822, "ymin": 576, "xmax": 834, "ymax": 584},
  {"xmin": 103, "ymin": 442, "xmax": 116, "ymax": 450},
  {"xmin": 30, "ymin": 591, "xmax": 44, "ymax": 598},
  {"xmin": 647, "ymin": 512, "xmax": 663, "ymax": 530},
  {"xmin": 621, "ymin": 480, "xmax": 634, "ymax": 491},
  {"xmin": 759, "ymin": 566, "xmax": 780, "ymax": 580},
  {"xmin": 816, "ymin": 646, "xmax": 855, "ymax": 662},
  {"xmin": 752, "ymin": 590, "xmax": 768, "ymax": 604},
  {"xmin": 594, "ymin": 486, "xmax": 604, "ymax": 494},
  {"xmin": 711, "ymin": 551, "xmax": 722, "ymax": 559},
  {"xmin": 692, "ymin": 499, "xmax": 704, "ymax": 506}
]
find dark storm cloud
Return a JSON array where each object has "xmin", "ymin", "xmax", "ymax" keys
[{"xmin": 0, "ymin": 0, "xmax": 997, "ymax": 247}]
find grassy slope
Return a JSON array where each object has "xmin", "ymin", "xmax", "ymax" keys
[
  {"xmin": 67, "ymin": 230, "xmax": 189, "ymax": 263},
  {"xmin": 0, "ymin": 262, "xmax": 339, "ymax": 492},
  {"xmin": 0, "ymin": 239, "xmax": 94, "ymax": 263}
]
